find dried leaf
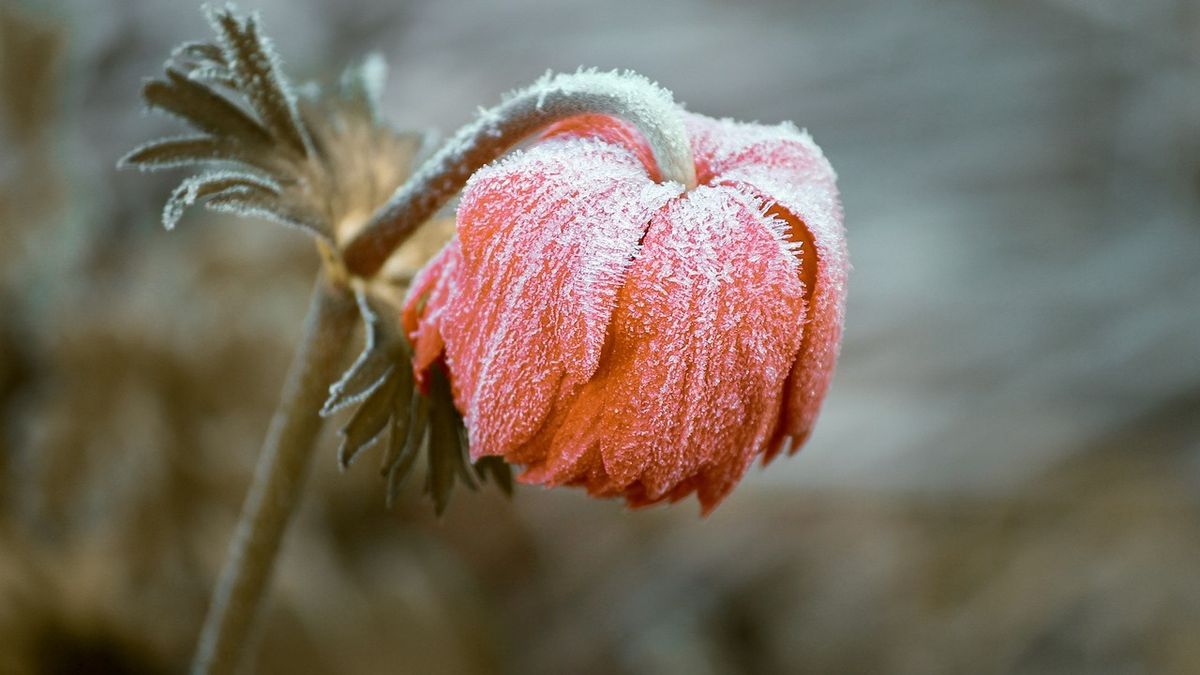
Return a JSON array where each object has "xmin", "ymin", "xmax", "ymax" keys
[
  {"xmin": 170, "ymin": 40, "xmax": 227, "ymax": 68},
  {"xmin": 425, "ymin": 366, "xmax": 476, "ymax": 514},
  {"xmin": 162, "ymin": 171, "xmax": 279, "ymax": 230},
  {"xmin": 206, "ymin": 6, "xmax": 310, "ymax": 156},
  {"xmin": 379, "ymin": 357, "xmax": 415, "ymax": 473},
  {"xmin": 386, "ymin": 391, "xmax": 428, "ymax": 509},
  {"xmin": 142, "ymin": 70, "xmax": 270, "ymax": 145},
  {"xmin": 204, "ymin": 186, "xmax": 328, "ymax": 236},
  {"xmin": 338, "ymin": 370, "xmax": 398, "ymax": 469},
  {"xmin": 118, "ymin": 134, "xmax": 278, "ymax": 173},
  {"xmin": 322, "ymin": 291, "xmax": 400, "ymax": 415}
]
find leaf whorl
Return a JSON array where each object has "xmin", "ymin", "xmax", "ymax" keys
[{"xmin": 120, "ymin": 4, "xmax": 425, "ymax": 243}]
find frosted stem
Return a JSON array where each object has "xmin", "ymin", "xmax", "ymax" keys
[
  {"xmin": 342, "ymin": 70, "xmax": 697, "ymax": 277},
  {"xmin": 192, "ymin": 273, "xmax": 358, "ymax": 675}
]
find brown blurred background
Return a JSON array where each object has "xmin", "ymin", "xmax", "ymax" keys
[{"xmin": 2, "ymin": 0, "xmax": 1199, "ymax": 673}]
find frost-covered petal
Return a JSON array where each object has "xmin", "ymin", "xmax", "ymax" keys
[
  {"xmin": 685, "ymin": 112, "xmax": 838, "ymax": 190},
  {"xmin": 401, "ymin": 108, "xmax": 845, "ymax": 514},
  {"xmin": 444, "ymin": 135, "xmax": 681, "ymax": 462},
  {"xmin": 685, "ymin": 112, "xmax": 847, "ymax": 458},
  {"xmin": 724, "ymin": 169, "xmax": 845, "ymax": 459},
  {"xmin": 401, "ymin": 238, "xmax": 463, "ymax": 380},
  {"xmin": 541, "ymin": 114, "xmax": 660, "ymax": 181},
  {"xmin": 522, "ymin": 185, "xmax": 807, "ymax": 512}
]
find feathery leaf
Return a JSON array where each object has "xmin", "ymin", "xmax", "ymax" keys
[
  {"xmin": 118, "ymin": 134, "xmax": 280, "ymax": 173},
  {"xmin": 142, "ymin": 70, "xmax": 270, "ymax": 145},
  {"xmin": 338, "ymin": 370, "xmax": 398, "ymax": 469},
  {"xmin": 123, "ymin": 6, "xmax": 424, "ymax": 242},
  {"xmin": 170, "ymin": 40, "xmax": 227, "ymax": 68},
  {"xmin": 206, "ymin": 6, "xmax": 310, "ymax": 156},
  {"xmin": 323, "ymin": 291, "xmax": 399, "ymax": 415},
  {"xmin": 380, "ymin": 359, "xmax": 415, "ymax": 473},
  {"xmin": 204, "ymin": 187, "xmax": 327, "ymax": 236},
  {"xmin": 162, "ymin": 171, "xmax": 279, "ymax": 230}
]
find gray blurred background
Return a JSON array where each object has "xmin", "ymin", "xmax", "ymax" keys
[{"xmin": 2, "ymin": 0, "xmax": 1199, "ymax": 673}]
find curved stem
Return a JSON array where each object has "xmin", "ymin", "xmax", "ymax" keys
[
  {"xmin": 192, "ymin": 272, "xmax": 358, "ymax": 675},
  {"xmin": 342, "ymin": 70, "xmax": 696, "ymax": 277}
]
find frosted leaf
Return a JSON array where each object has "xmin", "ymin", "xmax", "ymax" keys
[
  {"xmin": 206, "ymin": 6, "xmax": 312, "ymax": 157},
  {"xmin": 203, "ymin": 186, "xmax": 327, "ymax": 235},
  {"xmin": 170, "ymin": 40, "xmax": 227, "ymax": 68},
  {"xmin": 323, "ymin": 290, "xmax": 404, "ymax": 416},
  {"xmin": 118, "ymin": 134, "xmax": 280, "ymax": 174},
  {"xmin": 141, "ymin": 69, "xmax": 269, "ymax": 145},
  {"xmin": 424, "ymin": 364, "xmax": 476, "ymax": 514},
  {"xmin": 161, "ymin": 171, "xmax": 280, "ymax": 230},
  {"xmin": 325, "ymin": 289, "xmax": 509, "ymax": 510},
  {"xmin": 337, "ymin": 367, "xmax": 397, "ymax": 469},
  {"xmin": 122, "ymin": 5, "xmax": 424, "ymax": 243}
]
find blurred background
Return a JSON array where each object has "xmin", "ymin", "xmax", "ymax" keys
[{"xmin": 2, "ymin": 0, "xmax": 1199, "ymax": 673}]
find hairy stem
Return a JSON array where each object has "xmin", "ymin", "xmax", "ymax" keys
[
  {"xmin": 192, "ymin": 272, "xmax": 358, "ymax": 675},
  {"xmin": 342, "ymin": 70, "xmax": 696, "ymax": 277}
]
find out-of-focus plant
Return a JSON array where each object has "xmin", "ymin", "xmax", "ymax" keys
[
  {"xmin": 120, "ymin": 5, "xmax": 845, "ymax": 674},
  {"xmin": 0, "ymin": 3, "xmax": 65, "ymax": 510}
]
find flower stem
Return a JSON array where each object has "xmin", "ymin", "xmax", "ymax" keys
[
  {"xmin": 192, "ymin": 272, "xmax": 358, "ymax": 675},
  {"xmin": 342, "ymin": 70, "xmax": 697, "ymax": 277}
]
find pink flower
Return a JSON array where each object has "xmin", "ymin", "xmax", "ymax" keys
[{"xmin": 403, "ymin": 112, "xmax": 847, "ymax": 513}]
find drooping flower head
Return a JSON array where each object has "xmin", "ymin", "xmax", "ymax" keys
[{"xmin": 403, "ymin": 111, "xmax": 847, "ymax": 513}]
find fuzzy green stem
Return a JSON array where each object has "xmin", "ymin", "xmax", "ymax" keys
[
  {"xmin": 192, "ymin": 273, "xmax": 358, "ymax": 675},
  {"xmin": 342, "ymin": 70, "xmax": 697, "ymax": 277}
]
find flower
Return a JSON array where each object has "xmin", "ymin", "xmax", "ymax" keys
[{"xmin": 402, "ymin": 111, "xmax": 847, "ymax": 513}]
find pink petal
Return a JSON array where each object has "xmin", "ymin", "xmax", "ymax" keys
[
  {"xmin": 444, "ymin": 135, "xmax": 681, "ymax": 462},
  {"xmin": 685, "ymin": 113, "xmax": 840, "ymax": 191},
  {"xmin": 401, "ymin": 239, "xmax": 463, "ymax": 383},
  {"xmin": 541, "ymin": 114, "xmax": 660, "ymax": 181},
  {"xmin": 523, "ymin": 185, "xmax": 807, "ymax": 512},
  {"xmin": 687, "ymin": 114, "xmax": 848, "ymax": 458}
]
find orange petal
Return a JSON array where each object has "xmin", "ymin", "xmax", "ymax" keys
[
  {"xmin": 400, "ymin": 238, "xmax": 463, "ymax": 384},
  {"xmin": 444, "ymin": 135, "xmax": 682, "ymax": 462},
  {"xmin": 525, "ymin": 185, "xmax": 807, "ymax": 511},
  {"xmin": 686, "ymin": 112, "xmax": 847, "ymax": 459},
  {"xmin": 541, "ymin": 114, "xmax": 660, "ymax": 181}
]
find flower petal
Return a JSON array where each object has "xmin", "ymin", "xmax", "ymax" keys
[
  {"xmin": 445, "ymin": 135, "xmax": 681, "ymax": 462},
  {"xmin": 541, "ymin": 114, "xmax": 660, "ymax": 181},
  {"xmin": 685, "ymin": 112, "xmax": 847, "ymax": 458},
  {"xmin": 401, "ymin": 238, "xmax": 462, "ymax": 381},
  {"xmin": 685, "ymin": 113, "xmax": 839, "ymax": 191},
  {"xmin": 524, "ymin": 185, "xmax": 807, "ymax": 512}
]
